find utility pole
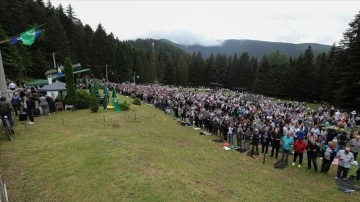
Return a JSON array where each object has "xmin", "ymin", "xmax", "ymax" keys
[
  {"xmin": 52, "ymin": 52, "xmax": 56, "ymax": 70},
  {"xmin": 133, "ymin": 72, "xmax": 136, "ymax": 85},
  {"xmin": 106, "ymin": 64, "xmax": 108, "ymax": 83}
]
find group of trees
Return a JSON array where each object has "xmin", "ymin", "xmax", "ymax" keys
[{"xmin": 0, "ymin": 0, "xmax": 359, "ymax": 109}]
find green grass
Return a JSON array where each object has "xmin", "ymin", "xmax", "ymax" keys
[{"xmin": 0, "ymin": 95, "xmax": 359, "ymax": 201}]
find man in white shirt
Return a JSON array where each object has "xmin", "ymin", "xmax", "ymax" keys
[
  {"xmin": 349, "ymin": 135, "xmax": 360, "ymax": 161},
  {"xmin": 335, "ymin": 147, "xmax": 354, "ymax": 179}
]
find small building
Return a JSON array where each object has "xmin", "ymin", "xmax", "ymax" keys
[
  {"xmin": 44, "ymin": 63, "xmax": 90, "ymax": 83},
  {"xmin": 209, "ymin": 82, "xmax": 223, "ymax": 90}
]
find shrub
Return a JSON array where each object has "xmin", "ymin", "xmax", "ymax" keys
[
  {"xmin": 132, "ymin": 98, "xmax": 141, "ymax": 106},
  {"xmin": 89, "ymin": 87, "xmax": 99, "ymax": 112},
  {"xmin": 76, "ymin": 89, "xmax": 90, "ymax": 109},
  {"xmin": 120, "ymin": 101, "xmax": 130, "ymax": 111}
]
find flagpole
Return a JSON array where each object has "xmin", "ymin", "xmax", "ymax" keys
[{"xmin": 0, "ymin": 50, "xmax": 10, "ymax": 99}]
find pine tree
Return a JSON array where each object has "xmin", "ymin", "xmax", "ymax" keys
[
  {"xmin": 64, "ymin": 57, "xmax": 78, "ymax": 108},
  {"xmin": 253, "ymin": 56, "xmax": 272, "ymax": 95},
  {"xmin": 248, "ymin": 57, "xmax": 258, "ymax": 91},
  {"xmin": 267, "ymin": 51, "xmax": 290, "ymax": 97},
  {"xmin": 238, "ymin": 52, "xmax": 250, "ymax": 89},
  {"xmin": 89, "ymin": 86, "xmax": 99, "ymax": 112},
  {"xmin": 334, "ymin": 12, "xmax": 360, "ymax": 109}
]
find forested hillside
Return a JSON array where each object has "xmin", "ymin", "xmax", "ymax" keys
[
  {"xmin": 0, "ymin": 0, "xmax": 359, "ymax": 109},
  {"xmin": 183, "ymin": 39, "xmax": 331, "ymax": 59}
]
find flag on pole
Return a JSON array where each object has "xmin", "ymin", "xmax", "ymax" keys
[
  {"xmin": 57, "ymin": 66, "xmax": 63, "ymax": 77},
  {"xmin": 93, "ymin": 80, "xmax": 100, "ymax": 101},
  {"xmin": 9, "ymin": 30, "xmax": 42, "ymax": 45},
  {"xmin": 103, "ymin": 84, "xmax": 109, "ymax": 110},
  {"xmin": 112, "ymin": 88, "xmax": 121, "ymax": 112},
  {"xmin": 20, "ymin": 28, "xmax": 36, "ymax": 46}
]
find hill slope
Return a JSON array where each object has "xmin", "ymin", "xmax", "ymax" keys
[
  {"xmin": 181, "ymin": 39, "xmax": 332, "ymax": 58},
  {"xmin": 0, "ymin": 95, "xmax": 359, "ymax": 201}
]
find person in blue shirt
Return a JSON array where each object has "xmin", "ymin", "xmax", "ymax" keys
[{"xmin": 281, "ymin": 132, "xmax": 294, "ymax": 163}]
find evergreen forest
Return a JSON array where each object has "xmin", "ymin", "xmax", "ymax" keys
[{"xmin": 0, "ymin": 0, "xmax": 359, "ymax": 109}]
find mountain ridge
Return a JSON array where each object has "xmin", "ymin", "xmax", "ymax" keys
[{"xmin": 160, "ymin": 39, "xmax": 332, "ymax": 59}]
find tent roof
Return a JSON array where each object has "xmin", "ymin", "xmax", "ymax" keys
[
  {"xmin": 56, "ymin": 68, "xmax": 90, "ymax": 78},
  {"xmin": 26, "ymin": 79, "xmax": 49, "ymax": 87},
  {"xmin": 243, "ymin": 94, "xmax": 260, "ymax": 101},
  {"xmin": 39, "ymin": 82, "xmax": 66, "ymax": 92},
  {"xmin": 44, "ymin": 69, "xmax": 57, "ymax": 76}
]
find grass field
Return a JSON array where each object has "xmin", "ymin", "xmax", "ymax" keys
[{"xmin": 0, "ymin": 95, "xmax": 359, "ymax": 201}]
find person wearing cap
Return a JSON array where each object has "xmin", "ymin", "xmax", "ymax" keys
[
  {"xmin": 0, "ymin": 96, "xmax": 15, "ymax": 127},
  {"xmin": 335, "ymin": 147, "xmax": 354, "ymax": 179}
]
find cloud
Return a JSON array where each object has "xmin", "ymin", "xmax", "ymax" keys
[
  {"xmin": 139, "ymin": 30, "xmax": 223, "ymax": 46},
  {"xmin": 52, "ymin": 0, "xmax": 360, "ymax": 46}
]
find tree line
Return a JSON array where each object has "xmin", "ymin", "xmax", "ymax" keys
[{"xmin": 0, "ymin": 0, "xmax": 359, "ymax": 110}]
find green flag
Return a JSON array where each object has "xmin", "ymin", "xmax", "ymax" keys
[
  {"xmin": 20, "ymin": 28, "xmax": 36, "ymax": 46},
  {"xmin": 103, "ymin": 85, "xmax": 109, "ymax": 110},
  {"xmin": 112, "ymin": 88, "xmax": 121, "ymax": 112},
  {"xmin": 93, "ymin": 80, "xmax": 100, "ymax": 101}
]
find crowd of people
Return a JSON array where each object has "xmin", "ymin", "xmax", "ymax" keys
[
  {"xmin": 0, "ymin": 86, "xmax": 57, "ymax": 126},
  {"xmin": 2, "ymin": 80, "xmax": 359, "ymax": 180},
  {"xmin": 112, "ymin": 83, "xmax": 360, "ymax": 180}
]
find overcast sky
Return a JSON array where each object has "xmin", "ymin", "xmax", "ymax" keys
[{"xmin": 52, "ymin": 0, "xmax": 360, "ymax": 46}]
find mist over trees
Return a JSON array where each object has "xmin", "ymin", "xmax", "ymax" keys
[{"xmin": 0, "ymin": 0, "xmax": 359, "ymax": 109}]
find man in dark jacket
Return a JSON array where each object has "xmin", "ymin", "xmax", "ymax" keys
[
  {"xmin": 261, "ymin": 126, "xmax": 271, "ymax": 155},
  {"xmin": 46, "ymin": 95, "xmax": 56, "ymax": 114},
  {"xmin": 270, "ymin": 128, "xmax": 282, "ymax": 159},
  {"xmin": 251, "ymin": 128, "xmax": 261, "ymax": 156},
  {"xmin": 307, "ymin": 140, "xmax": 320, "ymax": 172}
]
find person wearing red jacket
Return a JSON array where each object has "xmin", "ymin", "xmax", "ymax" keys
[{"xmin": 292, "ymin": 137, "xmax": 307, "ymax": 168}]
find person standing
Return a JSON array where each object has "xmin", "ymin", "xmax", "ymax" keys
[
  {"xmin": 236, "ymin": 125, "xmax": 244, "ymax": 148},
  {"xmin": 39, "ymin": 94, "xmax": 49, "ymax": 115},
  {"xmin": 261, "ymin": 127, "xmax": 270, "ymax": 155},
  {"xmin": 335, "ymin": 147, "xmax": 354, "ymax": 179},
  {"xmin": 24, "ymin": 95, "xmax": 35, "ymax": 124},
  {"xmin": 292, "ymin": 137, "xmax": 307, "ymax": 168},
  {"xmin": 349, "ymin": 135, "xmax": 360, "ymax": 161},
  {"xmin": 307, "ymin": 140, "xmax": 320, "ymax": 172},
  {"xmin": 46, "ymin": 95, "xmax": 56, "ymax": 114},
  {"xmin": 337, "ymin": 129, "xmax": 349, "ymax": 151},
  {"xmin": 11, "ymin": 92, "xmax": 20, "ymax": 116},
  {"xmin": 227, "ymin": 124, "xmax": 234, "ymax": 145},
  {"xmin": 270, "ymin": 128, "xmax": 282, "ymax": 159},
  {"xmin": 281, "ymin": 131, "xmax": 294, "ymax": 163},
  {"xmin": 244, "ymin": 127, "xmax": 253, "ymax": 151},
  {"xmin": 251, "ymin": 128, "xmax": 261, "ymax": 156},
  {"xmin": 320, "ymin": 142, "xmax": 337, "ymax": 174}
]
